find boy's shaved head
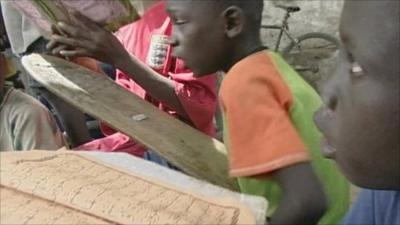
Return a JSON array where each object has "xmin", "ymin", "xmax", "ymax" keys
[
  {"xmin": 315, "ymin": 0, "xmax": 399, "ymax": 189},
  {"xmin": 339, "ymin": 0, "xmax": 399, "ymax": 81},
  {"xmin": 166, "ymin": 0, "xmax": 264, "ymax": 75},
  {"xmin": 202, "ymin": 0, "xmax": 264, "ymax": 33},
  {"xmin": 215, "ymin": 0, "xmax": 264, "ymax": 24}
]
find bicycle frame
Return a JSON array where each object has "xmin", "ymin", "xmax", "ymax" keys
[
  {"xmin": 261, "ymin": 6, "xmax": 340, "ymax": 82},
  {"xmin": 261, "ymin": 11, "xmax": 299, "ymax": 52}
]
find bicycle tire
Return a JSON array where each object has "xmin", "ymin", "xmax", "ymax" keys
[
  {"xmin": 282, "ymin": 32, "xmax": 339, "ymax": 56},
  {"xmin": 281, "ymin": 32, "xmax": 340, "ymax": 90}
]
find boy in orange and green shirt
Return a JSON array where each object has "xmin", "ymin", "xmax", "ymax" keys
[
  {"xmin": 220, "ymin": 50, "xmax": 349, "ymax": 224},
  {"xmin": 166, "ymin": 0, "xmax": 349, "ymax": 224}
]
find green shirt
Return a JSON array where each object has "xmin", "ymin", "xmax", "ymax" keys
[{"xmin": 220, "ymin": 51, "xmax": 349, "ymax": 224}]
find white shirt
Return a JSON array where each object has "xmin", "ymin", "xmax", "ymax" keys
[
  {"xmin": 1, "ymin": 0, "xmax": 41, "ymax": 55},
  {"xmin": 0, "ymin": 87, "xmax": 65, "ymax": 151}
]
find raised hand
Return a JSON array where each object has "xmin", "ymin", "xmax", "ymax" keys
[{"xmin": 47, "ymin": 11, "xmax": 129, "ymax": 66}]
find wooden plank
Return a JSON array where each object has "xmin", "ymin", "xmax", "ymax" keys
[
  {"xmin": 22, "ymin": 54, "xmax": 238, "ymax": 190},
  {"xmin": 1, "ymin": 151, "xmax": 255, "ymax": 224}
]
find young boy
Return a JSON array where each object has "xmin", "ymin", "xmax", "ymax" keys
[
  {"xmin": 1, "ymin": 0, "xmax": 92, "ymax": 148},
  {"xmin": 165, "ymin": 0, "xmax": 349, "ymax": 224},
  {"xmin": 314, "ymin": 1, "xmax": 399, "ymax": 224},
  {"xmin": 47, "ymin": 1, "xmax": 217, "ymax": 164},
  {"xmin": 0, "ymin": 55, "xmax": 65, "ymax": 151}
]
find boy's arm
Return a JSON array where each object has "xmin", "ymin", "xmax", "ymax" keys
[
  {"xmin": 222, "ymin": 61, "xmax": 328, "ymax": 224},
  {"xmin": 47, "ymin": 12, "xmax": 190, "ymax": 120},
  {"xmin": 269, "ymin": 162, "xmax": 327, "ymax": 225},
  {"xmin": 113, "ymin": 53, "xmax": 190, "ymax": 120}
]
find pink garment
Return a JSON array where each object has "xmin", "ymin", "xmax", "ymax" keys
[{"xmin": 77, "ymin": 1, "xmax": 217, "ymax": 157}]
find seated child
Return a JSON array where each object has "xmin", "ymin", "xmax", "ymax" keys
[
  {"xmin": 314, "ymin": 1, "xmax": 399, "ymax": 224},
  {"xmin": 1, "ymin": 0, "xmax": 92, "ymax": 147},
  {"xmin": 165, "ymin": 0, "xmax": 349, "ymax": 224},
  {"xmin": 0, "ymin": 55, "xmax": 65, "ymax": 151},
  {"xmin": 48, "ymin": 0, "xmax": 217, "ymax": 163}
]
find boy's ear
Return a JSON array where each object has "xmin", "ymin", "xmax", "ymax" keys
[{"xmin": 222, "ymin": 6, "xmax": 244, "ymax": 38}]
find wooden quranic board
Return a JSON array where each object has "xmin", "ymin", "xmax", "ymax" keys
[
  {"xmin": 0, "ymin": 151, "xmax": 255, "ymax": 225},
  {"xmin": 21, "ymin": 54, "xmax": 238, "ymax": 190}
]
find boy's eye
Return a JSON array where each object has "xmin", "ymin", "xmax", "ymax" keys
[
  {"xmin": 174, "ymin": 20, "xmax": 187, "ymax": 25},
  {"xmin": 170, "ymin": 16, "xmax": 187, "ymax": 26},
  {"xmin": 350, "ymin": 62, "xmax": 364, "ymax": 77}
]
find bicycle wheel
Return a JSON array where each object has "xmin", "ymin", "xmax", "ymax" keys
[{"xmin": 282, "ymin": 32, "xmax": 340, "ymax": 90}]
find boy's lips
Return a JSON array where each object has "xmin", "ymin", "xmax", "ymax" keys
[
  {"xmin": 321, "ymin": 138, "xmax": 336, "ymax": 159},
  {"xmin": 181, "ymin": 59, "xmax": 195, "ymax": 71},
  {"xmin": 174, "ymin": 54, "xmax": 191, "ymax": 69}
]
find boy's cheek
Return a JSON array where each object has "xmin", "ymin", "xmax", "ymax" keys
[
  {"xmin": 313, "ymin": 108, "xmax": 326, "ymax": 134},
  {"xmin": 314, "ymin": 105, "xmax": 338, "ymax": 141},
  {"xmin": 334, "ymin": 153, "xmax": 362, "ymax": 184},
  {"xmin": 171, "ymin": 46, "xmax": 186, "ymax": 62}
]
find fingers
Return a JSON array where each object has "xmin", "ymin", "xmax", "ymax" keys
[
  {"xmin": 46, "ymin": 37, "xmax": 72, "ymax": 56},
  {"xmin": 46, "ymin": 39, "xmax": 58, "ymax": 51},
  {"xmin": 51, "ymin": 24, "xmax": 61, "ymax": 35},
  {"xmin": 49, "ymin": 22, "xmax": 93, "ymax": 55},
  {"xmin": 58, "ymin": 49, "xmax": 91, "ymax": 58},
  {"xmin": 57, "ymin": 22, "xmax": 83, "ymax": 38},
  {"xmin": 51, "ymin": 34, "xmax": 84, "ymax": 48},
  {"xmin": 47, "ymin": 25, "xmax": 69, "ymax": 52},
  {"xmin": 51, "ymin": 44, "xmax": 68, "ymax": 56},
  {"xmin": 49, "ymin": 34, "xmax": 93, "ymax": 59}
]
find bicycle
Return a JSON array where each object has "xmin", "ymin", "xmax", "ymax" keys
[{"xmin": 261, "ymin": 4, "xmax": 340, "ymax": 88}]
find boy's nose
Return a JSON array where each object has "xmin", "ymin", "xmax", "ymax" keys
[{"xmin": 168, "ymin": 36, "xmax": 178, "ymax": 47}]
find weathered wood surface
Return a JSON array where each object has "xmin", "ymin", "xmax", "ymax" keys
[{"xmin": 22, "ymin": 54, "xmax": 238, "ymax": 190}]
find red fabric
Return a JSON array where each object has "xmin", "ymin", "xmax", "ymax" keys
[{"xmin": 78, "ymin": 1, "xmax": 217, "ymax": 156}]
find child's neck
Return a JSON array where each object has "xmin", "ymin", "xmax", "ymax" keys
[{"xmin": 223, "ymin": 38, "xmax": 264, "ymax": 72}]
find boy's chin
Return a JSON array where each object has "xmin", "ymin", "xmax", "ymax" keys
[
  {"xmin": 191, "ymin": 67, "xmax": 218, "ymax": 77},
  {"xmin": 193, "ymin": 72, "xmax": 210, "ymax": 77},
  {"xmin": 184, "ymin": 61, "xmax": 220, "ymax": 77},
  {"xmin": 339, "ymin": 161, "xmax": 400, "ymax": 190},
  {"xmin": 346, "ymin": 174, "xmax": 396, "ymax": 190}
]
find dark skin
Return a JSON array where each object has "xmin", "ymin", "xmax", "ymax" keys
[
  {"xmin": 0, "ymin": 61, "xmax": 4, "ymax": 96},
  {"xmin": 1, "ymin": 9, "xmax": 6, "ymax": 93},
  {"xmin": 315, "ymin": 0, "xmax": 400, "ymax": 190},
  {"xmin": 0, "ymin": 25, "xmax": 5, "ymax": 95},
  {"xmin": 0, "ymin": 8, "xmax": 9, "ymax": 52},
  {"xmin": 166, "ymin": 1, "xmax": 327, "ymax": 224},
  {"xmin": 47, "ymin": 11, "xmax": 190, "ymax": 121}
]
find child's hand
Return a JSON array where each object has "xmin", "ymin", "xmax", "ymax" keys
[
  {"xmin": 46, "ymin": 25, "xmax": 70, "ymax": 59},
  {"xmin": 47, "ymin": 11, "xmax": 129, "ymax": 66}
]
